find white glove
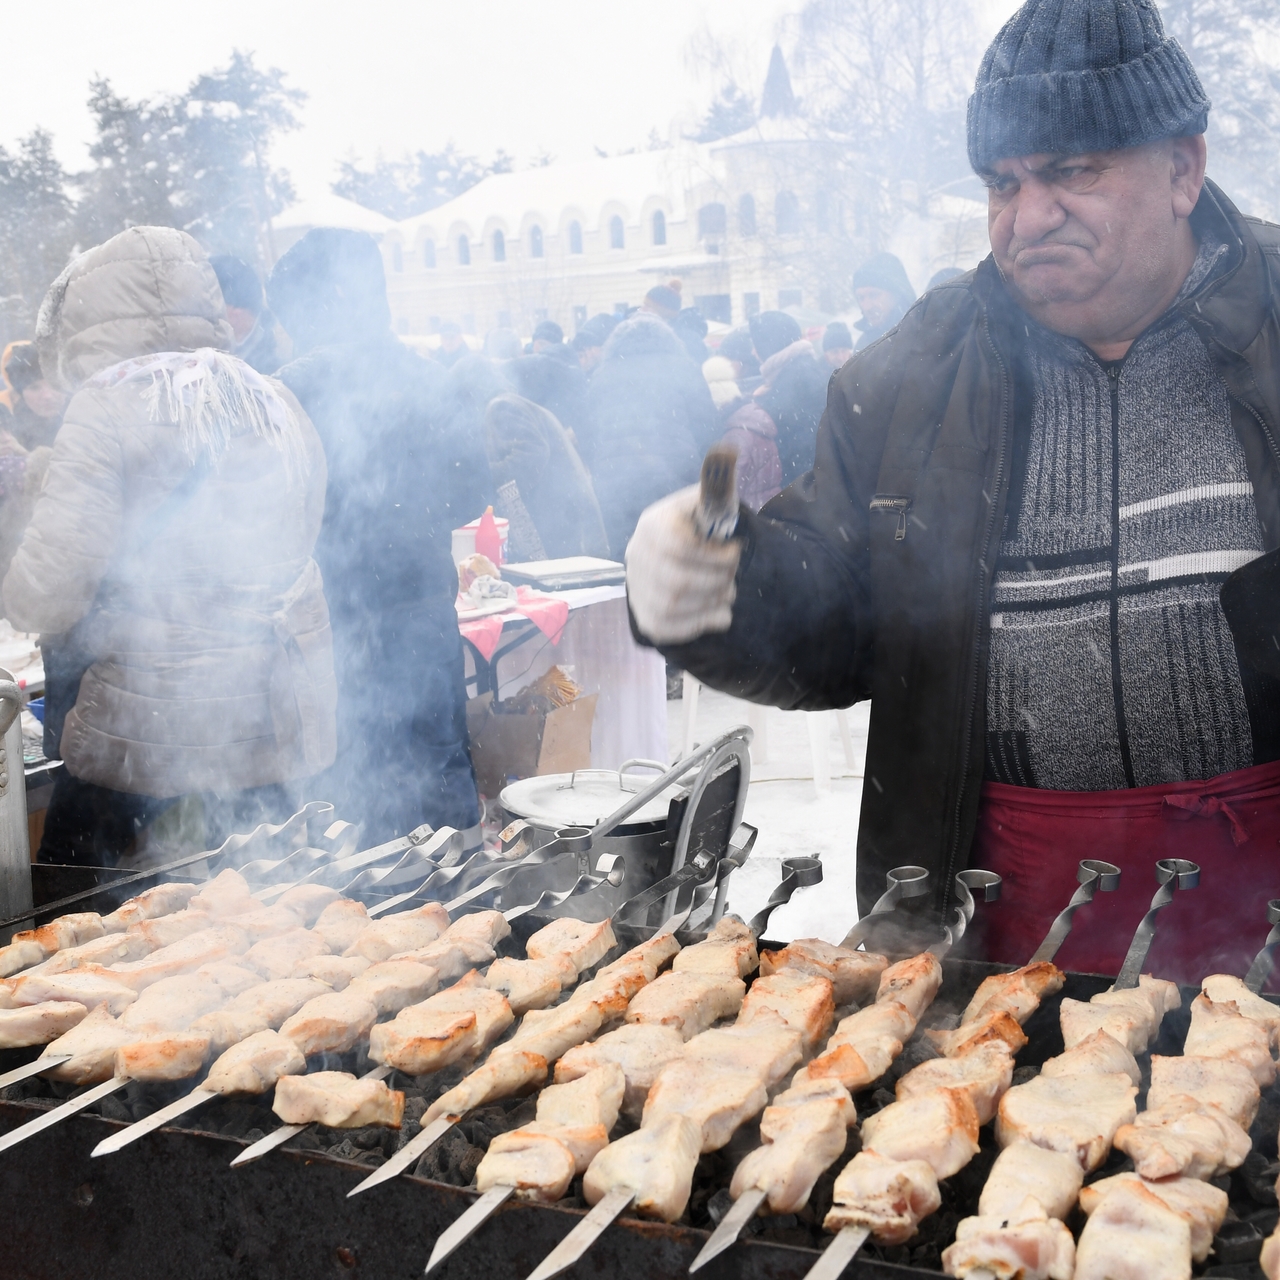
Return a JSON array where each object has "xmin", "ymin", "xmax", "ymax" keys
[{"xmin": 626, "ymin": 485, "xmax": 741, "ymax": 644}]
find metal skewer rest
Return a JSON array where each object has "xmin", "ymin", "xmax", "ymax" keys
[
  {"xmin": 1028, "ymin": 859, "xmax": 1122, "ymax": 964},
  {"xmin": 1244, "ymin": 899, "xmax": 1280, "ymax": 993},
  {"xmin": 1111, "ymin": 858, "xmax": 1200, "ymax": 991},
  {"xmin": 837, "ymin": 865, "xmax": 930, "ymax": 950},
  {"xmin": 748, "ymin": 856, "xmax": 824, "ymax": 941}
]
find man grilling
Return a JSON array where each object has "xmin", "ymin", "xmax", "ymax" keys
[{"xmin": 626, "ymin": 0, "xmax": 1280, "ymax": 984}]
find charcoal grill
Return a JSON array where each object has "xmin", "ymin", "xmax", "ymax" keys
[{"xmin": 3, "ymin": 957, "xmax": 1274, "ymax": 1280}]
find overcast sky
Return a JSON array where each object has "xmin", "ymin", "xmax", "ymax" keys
[{"xmin": 1, "ymin": 0, "xmax": 1017, "ymax": 203}]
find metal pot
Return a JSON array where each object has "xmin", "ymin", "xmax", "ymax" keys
[{"xmin": 499, "ymin": 761, "xmax": 679, "ymax": 916}]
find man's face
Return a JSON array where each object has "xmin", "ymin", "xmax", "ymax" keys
[
  {"xmin": 22, "ymin": 380, "xmax": 66, "ymax": 419},
  {"xmin": 225, "ymin": 305, "xmax": 258, "ymax": 343},
  {"xmin": 855, "ymin": 286, "xmax": 897, "ymax": 329},
  {"xmin": 986, "ymin": 137, "xmax": 1205, "ymax": 345},
  {"xmin": 825, "ymin": 346, "xmax": 853, "ymax": 370},
  {"xmin": 577, "ymin": 345, "xmax": 602, "ymax": 371}
]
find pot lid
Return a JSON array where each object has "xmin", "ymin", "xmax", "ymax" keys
[{"xmin": 500, "ymin": 769, "xmax": 679, "ymax": 829}]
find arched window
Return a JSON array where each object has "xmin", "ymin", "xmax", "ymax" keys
[
  {"xmin": 530, "ymin": 226, "xmax": 544, "ymax": 258},
  {"xmin": 775, "ymin": 191, "xmax": 801, "ymax": 236},
  {"xmin": 568, "ymin": 220, "xmax": 584, "ymax": 254},
  {"xmin": 422, "ymin": 239, "xmax": 436, "ymax": 269},
  {"xmin": 391, "ymin": 243, "xmax": 403, "ymax": 273},
  {"xmin": 493, "ymin": 230, "xmax": 506, "ymax": 263},
  {"xmin": 738, "ymin": 193, "xmax": 757, "ymax": 237},
  {"xmin": 652, "ymin": 210, "xmax": 666, "ymax": 246},
  {"xmin": 457, "ymin": 235, "xmax": 471, "ymax": 266},
  {"xmin": 697, "ymin": 203, "xmax": 727, "ymax": 239},
  {"xmin": 609, "ymin": 215, "xmax": 625, "ymax": 250}
]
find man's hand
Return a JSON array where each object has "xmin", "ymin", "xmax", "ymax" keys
[{"xmin": 626, "ymin": 485, "xmax": 741, "ymax": 644}]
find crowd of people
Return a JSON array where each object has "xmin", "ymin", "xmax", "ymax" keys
[{"xmin": 0, "ymin": 207, "xmax": 941, "ymax": 871}]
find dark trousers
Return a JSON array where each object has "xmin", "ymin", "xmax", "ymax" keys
[{"xmin": 38, "ymin": 771, "xmax": 295, "ymax": 867}]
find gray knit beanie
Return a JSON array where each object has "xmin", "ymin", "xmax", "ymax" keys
[{"xmin": 967, "ymin": 0, "xmax": 1209, "ymax": 172}]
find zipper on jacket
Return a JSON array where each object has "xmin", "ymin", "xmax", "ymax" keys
[
  {"xmin": 942, "ymin": 312, "xmax": 1010, "ymax": 919},
  {"xmin": 870, "ymin": 494, "xmax": 912, "ymax": 541},
  {"xmin": 1105, "ymin": 362, "xmax": 1137, "ymax": 788}
]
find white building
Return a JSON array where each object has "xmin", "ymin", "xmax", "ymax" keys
[{"xmin": 274, "ymin": 54, "xmax": 988, "ymax": 340}]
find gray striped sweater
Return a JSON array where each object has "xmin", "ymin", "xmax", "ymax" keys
[{"xmin": 985, "ymin": 239, "xmax": 1273, "ymax": 790}]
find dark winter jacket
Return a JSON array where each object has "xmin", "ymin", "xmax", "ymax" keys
[
  {"xmin": 506, "ymin": 354, "xmax": 590, "ymax": 440},
  {"xmin": 483, "ymin": 393, "xmax": 609, "ymax": 560},
  {"xmin": 647, "ymin": 181, "xmax": 1280, "ymax": 922},
  {"xmin": 582, "ymin": 314, "xmax": 719, "ymax": 556},
  {"xmin": 269, "ymin": 228, "xmax": 491, "ymax": 839},
  {"xmin": 754, "ymin": 339, "xmax": 831, "ymax": 485}
]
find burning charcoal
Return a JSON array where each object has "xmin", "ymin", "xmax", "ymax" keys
[
  {"xmin": 218, "ymin": 1103, "xmax": 266, "ymax": 1138},
  {"xmin": 328, "ymin": 1138, "xmax": 361, "ymax": 1161},
  {"xmin": 401, "ymin": 1097, "xmax": 427, "ymax": 1129},
  {"xmin": 705, "ymin": 1188, "xmax": 733, "ymax": 1227},
  {"xmin": 414, "ymin": 1124, "xmax": 481, "ymax": 1186},
  {"xmin": 1011, "ymin": 1064, "xmax": 1040, "ymax": 1086},
  {"xmin": 99, "ymin": 1094, "xmax": 131, "ymax": 1124},
  {"xmin": 1246, "ymin": 1206, "xmax": 1279, "ymax": 1237},
  {"xmin": 1251, "ymin": 1094, "xmax": 1280, "ymax": 1159},
  {"xmin": 243, "ymin": 1128, "xmax": 264, "ymax": 1144},
  {"xmin": 350, "ymin": 1126, "xmax": 383, "ymax": 1150},
  {"xmin": 463, "ymin": 1105, "xmax": 509, "ymax": 1148},
  {"xmin": 867, "ymin": 1087, "xmax": 896, "ymax": 1114},
  {"xmin": 1212, "ymin": 1219, "xmax": 1263, "ymax": 1265},
  {"xmin": 1238, "ymin": 1150, "xmax": 1280, "ymax": 1205}
]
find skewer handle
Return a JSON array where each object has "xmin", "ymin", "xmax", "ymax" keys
[
  {"xmin": 689, "ymin": 1185, "xmax": 768, "ymax": 1272},
  {"xmin": 525, "ymin": 1186, "xmax": 636, "ymax": 1280},
  {"xmin": 838, "ymin": 865, "xmax": 930, "ymax": 949},
  {"xmin": 1028, "ymin": 859, "xmax": 1121, "ymax": 964},
  {"xmin": 425, "ymin": 1183, "xmax": 516, "ymax": 1275},
  {"xmin": 1111, "ymin": 857, "xmax": 1199, "ymax": 990},
  {"xmin": 804, "ymin": 1225, "xmax": 871, "ymax": 1280},
  {"xmin": 1244, "ymin": 898, "xmax": 1280, "ymax": 993}
]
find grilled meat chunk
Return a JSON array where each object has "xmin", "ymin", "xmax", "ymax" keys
[
  {"xmin": 625, "ymin": 972, "xmax": 746, "ymax": 1039},
  {"xmin": 859, "ymin": 1087, "xmax": 981, "ymax": 1179},
  {"xmin": 312, "ymin": 900, "xmax": 372, "ymax": 953},
  {"xmin": 369, "ymin": 985, "xmax": 512, "ymax": 1074},
  {"xmin": 996, "ymin": 1071, "xmax": 1138, "ymax": 1172},
  {"xmin": 526, "ymin": 917, "xmax": 617, "ymax": 974},
  {"xmin": 896, "ymin": 1042, "xmax": 1014, "ymax": 1124},
  {"xmin": 280, "ymin": 991, "xmax": 379, "ymax": 1057},
  {"xmin": 962, "ymin": 962, "xmax": 1065, "ymax": 1027},
  {"xmin": 875, "ymin": 953, "xmax": 943, "ymax": 1021},
  {"xmin": 758, "ymin": 939, "xmax": 887, "ymax": 1006},
  {"xmin": 824, "ymin": 1150, "xmax": 942, "ymax": 1244},
  {"xmin": 672, "ymin": 916, "xmax": 758, "ymax": 980},
  {"xmin": 41, "ymin": 1005, "xmax": 133, "ymax": 1084},
  {"xmin": 978, "ymin": 1141, "xmax": 1083, "ymax": 1220},
  {"xmin": 1183, "ymin": 992, "xmax": 1276, "ymax": 1086},
  {"xmin": 1073, "ymin": 1180, "xmax": 1192, "ymax": 1280},
  {"xmin": 115, "ymin": 1031, "xmax": 211, "ymax": 1081},
  {"xmin": 942, "ymin": 1197, "xmax": 1076, "ymax": 1280},
  {"xmin": 737, "ymin": 970, "xmax": 835, "ymax": 1049},
  {"xmin": 273, "ymin": 1071, "xmax": 404, "ymax": 1128},
  {"xmin": 582, "ymin": 1114, "xmax": 702, "ymax": 1222},
  {"xmin": 101, "ymin": 882, "xmax": 199, "ymax": 933},
  {"xmin": 347, "ymin": 959, "xmax": 439, "ymax": 1015},
  {"xmin": 1113, "ymin": 1094, "xmax": 1252, "ymax": 1180},
  {"xmin": 1079, "ymin": 1172, "xmax": 1227, "ymax": 1263},
  {"xmin": 188, "ymin": 870, "xmax": 257, "ymax": 918},
  {"xmin": 0, "ymin": 1000, "xmax": 88, "ymax": 1048},
  {"xmin": 1040, "ymin": 1029, "xmax": 1140, "ymax": 1084},
  {"xmin": 204, "ymin": 1028, "xmax": 306, "ymax": 1095},
  {"xmin": 1147, "ymin": 1054, "xmax": 1261, "ymax": 1129},
  {"xmin": 555, "ymin": 1023, "xmax": 686, "ymax": 1120}
]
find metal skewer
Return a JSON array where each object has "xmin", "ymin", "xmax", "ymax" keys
[
  {"xmin": 689, "ymin": 1186, "xmax": 769, "ymax": 1272},
  {"xmin": 230, "ymin": 1063, "xmax": 395, "ymax": 1167},
  {"xmin": 1111, "ymin": 858, "xmax": 1199, "ymax": 990},
  {"xmin": 0, "ymin": 1075, "xmax": 126, "ymax": 1156},
  {"xmin": 0, "ymin": 1054, "xmax": 70, "ymax": 1090},
  {"xmin": 425, "ymin": 1184, "xmax": 517, "ymax": 1274},
  {"xmin": 526, "ymin": 1186, "xmax": 636, "ymax": 1280},
  {"xmin": 1028, "ymin": 859, "xmax": 1121, "ymax": 963},
  {"xmin": 91, "ymin": 1087, "xmax": 218, "ymax": 1157},
  {"xmin": 804, "ymin": 1225, "xmax": 871, "ymax": 1280},
  {"xmin": 1244, "ymin": 899, "xmax": 1280, "ymax": 993}
]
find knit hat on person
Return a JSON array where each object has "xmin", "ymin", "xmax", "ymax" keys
[
  {"xmin": 967, "ymin": 0, "xmax": 1210, "ymax": 172},
  {"xmin": 822, "ymin": 321, "xmax": 854, "ymax": 352},
  {"xmin": 532, "ymin": 319, "xmax": 564, "ymax": 345},
  {"xmin": 852, "ymin": 252, "xmax": 917, "ymax": 311},
  {"xmin": 748, "ymin": 311, "xmax": 802, "ymax": 363},
  {"xmin": 643, "ymin": 281, "xmax": 682, "ymax": 320}
]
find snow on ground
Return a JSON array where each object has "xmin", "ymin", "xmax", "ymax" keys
[{"xmin": 667, "ymin": 683, "xmax": 868, "ymax": 944}]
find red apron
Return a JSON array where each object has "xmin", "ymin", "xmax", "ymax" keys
[{"xmin": 972, "ymin": 758, "xmax": 1280, "ymax": 987}]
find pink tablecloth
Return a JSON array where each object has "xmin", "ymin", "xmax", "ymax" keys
[{"xmin": 457, "ymin": 586, "xmax": 570, "ymax": 661}]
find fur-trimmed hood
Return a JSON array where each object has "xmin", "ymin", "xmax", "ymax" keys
[{"xmin": 600, "ymin": 312, "xmax": 688, "ymax": 363}]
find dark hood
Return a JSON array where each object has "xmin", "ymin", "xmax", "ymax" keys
[{"xmin": 267, "ymin": 228, "xmax": 392, "ymax": 354}]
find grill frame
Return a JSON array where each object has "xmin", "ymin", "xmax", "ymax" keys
[{"xmin": 0, "ymin": 958, "xmax": 1272, "ymax": 1279}]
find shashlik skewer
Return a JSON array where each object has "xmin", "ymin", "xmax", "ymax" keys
[
  {"xmin": 90, "ymin": 906, "xmax": 512, "ymax": 1159},
  {"xmin": 418, "ymin": 916, "xmax": 773, "ymax": 1274},
  {"xmin": 347, "ymin": 915, "xmax": 692, "ymax": 1198},
  {"xmin": 0, "ymin": 891, "xmax": 461, "ymax": 1154},
  {"xmin": 232, "ymin": 911, "xmax": 615, "ymax": 1168}
]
